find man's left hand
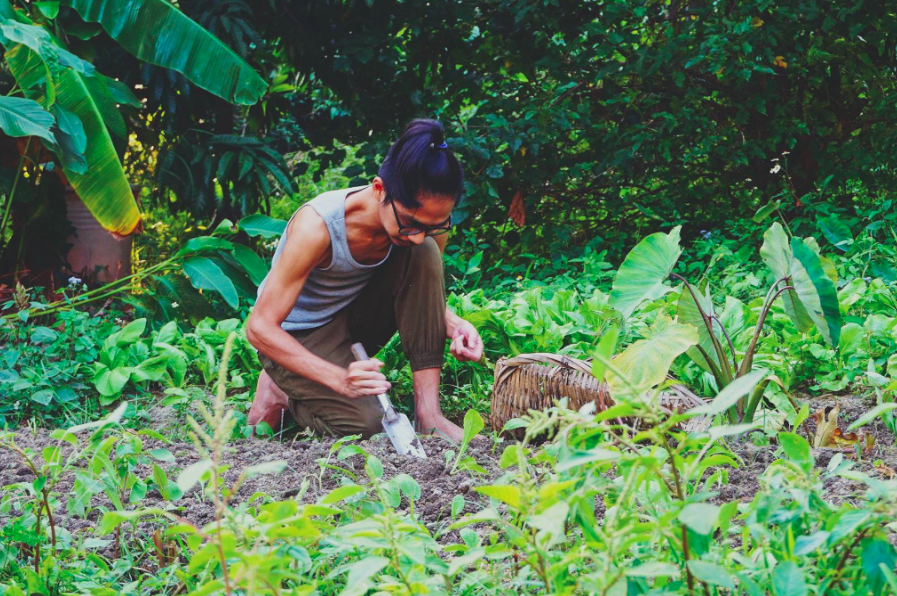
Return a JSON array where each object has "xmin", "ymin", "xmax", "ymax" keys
[{"xmin": 450, "ymin": 319, "xmax": 484, "ymax": 362}]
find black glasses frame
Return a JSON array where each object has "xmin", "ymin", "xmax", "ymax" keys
[{"xmin": 388, "ymin": 199, "xmax": 452, "ymax": 236}]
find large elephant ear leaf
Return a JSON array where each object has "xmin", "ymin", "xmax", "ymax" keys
[
  {"xmin": 759, "ymin": 223, "xmax": 813, "ymax": 333},
  {"xmin": 607, "ymin": 314, "xmax": 698, "ymax": 398},
  {"xmin": 790, "ymin": 238, "xmax": 842, "ymax": 347},
  {"xmin": 62, "ymin": 0, "xmax": 266, "ymax": 105},
  {"xmin": 802, "ymin": 236, "xmax": 838, "ymax": 283},
  {"xmin": 609, "ymin": 226, "xmax": 682, "ymax": 318}
]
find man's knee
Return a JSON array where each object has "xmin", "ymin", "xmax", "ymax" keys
[{"xmin": 407, "ymin": 237, "xmax": 443, "ymax": 278}]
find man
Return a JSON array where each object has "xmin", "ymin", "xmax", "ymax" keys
[{"xmin": 246, "ymin": 119, "xmax": 483, "ymax": 441}]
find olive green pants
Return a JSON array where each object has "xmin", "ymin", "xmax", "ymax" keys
[{"xmin": 258, "ymin": 237, "xmax": 446, "ymax": 438}]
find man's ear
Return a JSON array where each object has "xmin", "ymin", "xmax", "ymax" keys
[{"xmin": 372, "ymin": 177, "xmax": 387, "ymax": 202}]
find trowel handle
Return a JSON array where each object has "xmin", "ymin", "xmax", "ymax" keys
[
  {"xmin": 350, "ymin": 342, "xmax": 396, "ymax": 420},
  {"xmin": 350, "ymin": 342, "xmax": 370, "ymax": 362}
]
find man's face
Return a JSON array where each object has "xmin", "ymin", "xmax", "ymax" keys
[{"xmin": 385, "ymin": 196, "xmax": 454, "ymax": 246}]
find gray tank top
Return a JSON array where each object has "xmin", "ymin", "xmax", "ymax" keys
[{"xmin": 256, "ymin": 184, "xmax": 392, "ymax": 331}]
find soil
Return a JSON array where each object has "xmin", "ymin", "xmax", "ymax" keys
[
  {"xmin": 0, "ymin": 426, "xmax": 505, "ymax": 551},
  {"xmin": 1, "ymin": 395, "xmax": 895, "ymax": 552},
  {"xmin": 717, "ymin": 394, "xmax": 897, "ymax": 505}
]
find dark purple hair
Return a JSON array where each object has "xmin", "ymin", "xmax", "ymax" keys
[{"xmin": 378, "ymin": 119, "xmax": 464, "ymax": 210}]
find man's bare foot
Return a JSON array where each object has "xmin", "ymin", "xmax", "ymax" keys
[
  {"xmin": 414, "ymin": 411, "xmax": 463, "ymax": 443},
  {"xmin": 248, "ymin": 370, "xmax": 290, "ymax": 433}
]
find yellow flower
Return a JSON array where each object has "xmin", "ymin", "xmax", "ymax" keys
[{"xmin": 773, "ymin": 56, "xmax": 788, "ymax": 68}]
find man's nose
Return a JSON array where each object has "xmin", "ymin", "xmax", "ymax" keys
[{"xmin": 408, "ymin": 232, "xmax": 426, "ymax": 245}]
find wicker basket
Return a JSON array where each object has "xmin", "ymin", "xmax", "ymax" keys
[{"xmin": 491, "ymin": 353, "xmax": 711, "ymax": 436}]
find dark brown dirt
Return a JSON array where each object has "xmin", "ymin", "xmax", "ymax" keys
[
  {"xmin": 1, "ymin": 394, "xmax": 894, "ymax": 552},
  {"xmin": 0, "ymin": 428, "xmax": 504, "ymax": 549},
  {"xmin": 717, "ymin": 394, "xmax": 897, "ymax": 504}
]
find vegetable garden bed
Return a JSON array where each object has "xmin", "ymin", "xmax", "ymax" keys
[{"xmin": 2, "ymin": 395, "xmax": 894, "ymax": 553}]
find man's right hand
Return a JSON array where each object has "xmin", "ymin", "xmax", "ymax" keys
[{"xmin": 340, "ymin": 358, "xmax": 391, "ymax": 397}]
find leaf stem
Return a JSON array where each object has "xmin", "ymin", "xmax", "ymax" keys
[
  {"xmin": 738, "ymin": 285, "xmax": 795, "ymax": 377},
  {"xmin": 659, "ymin": 432, "xmax": 695, "ymax": 593},
  {"xmin": 670, "ymin": 273, "xmax": 732, "ymax": 383},
  {"xmin": 831, "ymin": 529, "xmax": 868, "ymax": 587},
  {"xmin": 709, "ymin": 314, "xmax": 739, "ymax": 373},
  {"xmin": 1, "ymin": 257, "xmax": 178, "ymax": 321}
]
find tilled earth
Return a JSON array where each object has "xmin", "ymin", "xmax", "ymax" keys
[
  {"xmin": 1, "ymin": 395, "xmax": 895, "ymax": 551},
  {"xmin": 718, "ymin": 394, "xmax": 897, "ymax": 505},
  {"xmin": 0, "ymin": 429, "xmax": 504, "ymax": 544}
]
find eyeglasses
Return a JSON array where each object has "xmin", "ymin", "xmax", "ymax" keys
[{"xmin": 389, "ymin": 199, "xmax": 453, "ymax": 236}]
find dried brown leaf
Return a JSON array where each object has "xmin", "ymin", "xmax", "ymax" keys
[
  {"xmin": 508, "ymin": 189, "xmax": 526, "ymax": 227},
  {"xmin": 812, "ymin": 406, "xmax": 839, "ymax": 448}
]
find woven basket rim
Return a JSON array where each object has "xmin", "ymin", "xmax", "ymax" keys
[{"xmin": 491, "ymin": 351, "xmax": 711, "ymax": 432}]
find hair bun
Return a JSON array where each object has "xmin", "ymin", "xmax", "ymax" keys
[{"xmin": 378, "ymin": 118, "xmax": 464, "ymax": 209}]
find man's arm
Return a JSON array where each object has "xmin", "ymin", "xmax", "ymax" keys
[{"xmin": 246, "ymin": 209, "xmax": 390, "ymax": 398}]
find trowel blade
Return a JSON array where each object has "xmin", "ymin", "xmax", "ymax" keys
[{"xmin": 382, "ymin": 412, "xmax": 427, "ymax": 458}]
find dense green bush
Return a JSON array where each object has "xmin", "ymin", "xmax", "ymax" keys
[{"xmin": 245, "ymin": 0, "xmax": 897, "ymax": 244}]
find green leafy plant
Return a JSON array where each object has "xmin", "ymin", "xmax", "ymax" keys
[
  {"xmin": 91, "ymin": 318, "xmax": 168, "ymax": 404},
  {"xmin": 607, "ymin": 223, "xmax": 843, "ymax": 423},
  {"xmin": 0, "ymin": 0, "xmax": 266, "ymax": 240},
  {"xmin": 448, "ymin": 409, "xmax": 486, "ymax": 475},
  {"xmin": 156, "ymin": 133, "xmax": 294, "ymax": 223}
]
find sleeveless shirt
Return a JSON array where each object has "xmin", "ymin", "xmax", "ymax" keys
[{"xmin": 255, "ymin": 184, "xmax": 393, "ymax": 331}]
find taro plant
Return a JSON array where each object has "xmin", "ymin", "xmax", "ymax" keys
[{"xmin": 606, "ymin": 223, "xmax": 843, "ymax": 423}]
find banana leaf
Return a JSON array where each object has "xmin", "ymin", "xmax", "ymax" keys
[
  {"xmin": 6, "ymin": 43, "xmax": 140, "ymax": 234},
  {"xmin": 63, "ymin": 0, "xmax": 266, "ymax": 104},
  {"xmin": 0, "ymin": 95, "xmax": 56, "ymax": 143}
]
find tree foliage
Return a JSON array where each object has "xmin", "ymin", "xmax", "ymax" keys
[{"xmin": 253, "ymin": 0, "xmax": 897, "ymax": 240}]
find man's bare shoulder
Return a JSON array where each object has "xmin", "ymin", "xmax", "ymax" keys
[{"xmin": 284, "ymin": 206, "xmax": 330, "ymax": 250}]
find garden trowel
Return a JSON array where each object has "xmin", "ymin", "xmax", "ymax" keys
[{"xmin": 350, "ymin": 343, "xmax": 427, "ymax": 459}]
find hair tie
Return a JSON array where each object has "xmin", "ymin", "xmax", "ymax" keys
[
  {"xmin": 430, "ymin": 141, "xmax": 448, "ymax": 149},
  {"xmin": 439, "ymin": 141, "xmax": 448, "ymax": 148}
]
